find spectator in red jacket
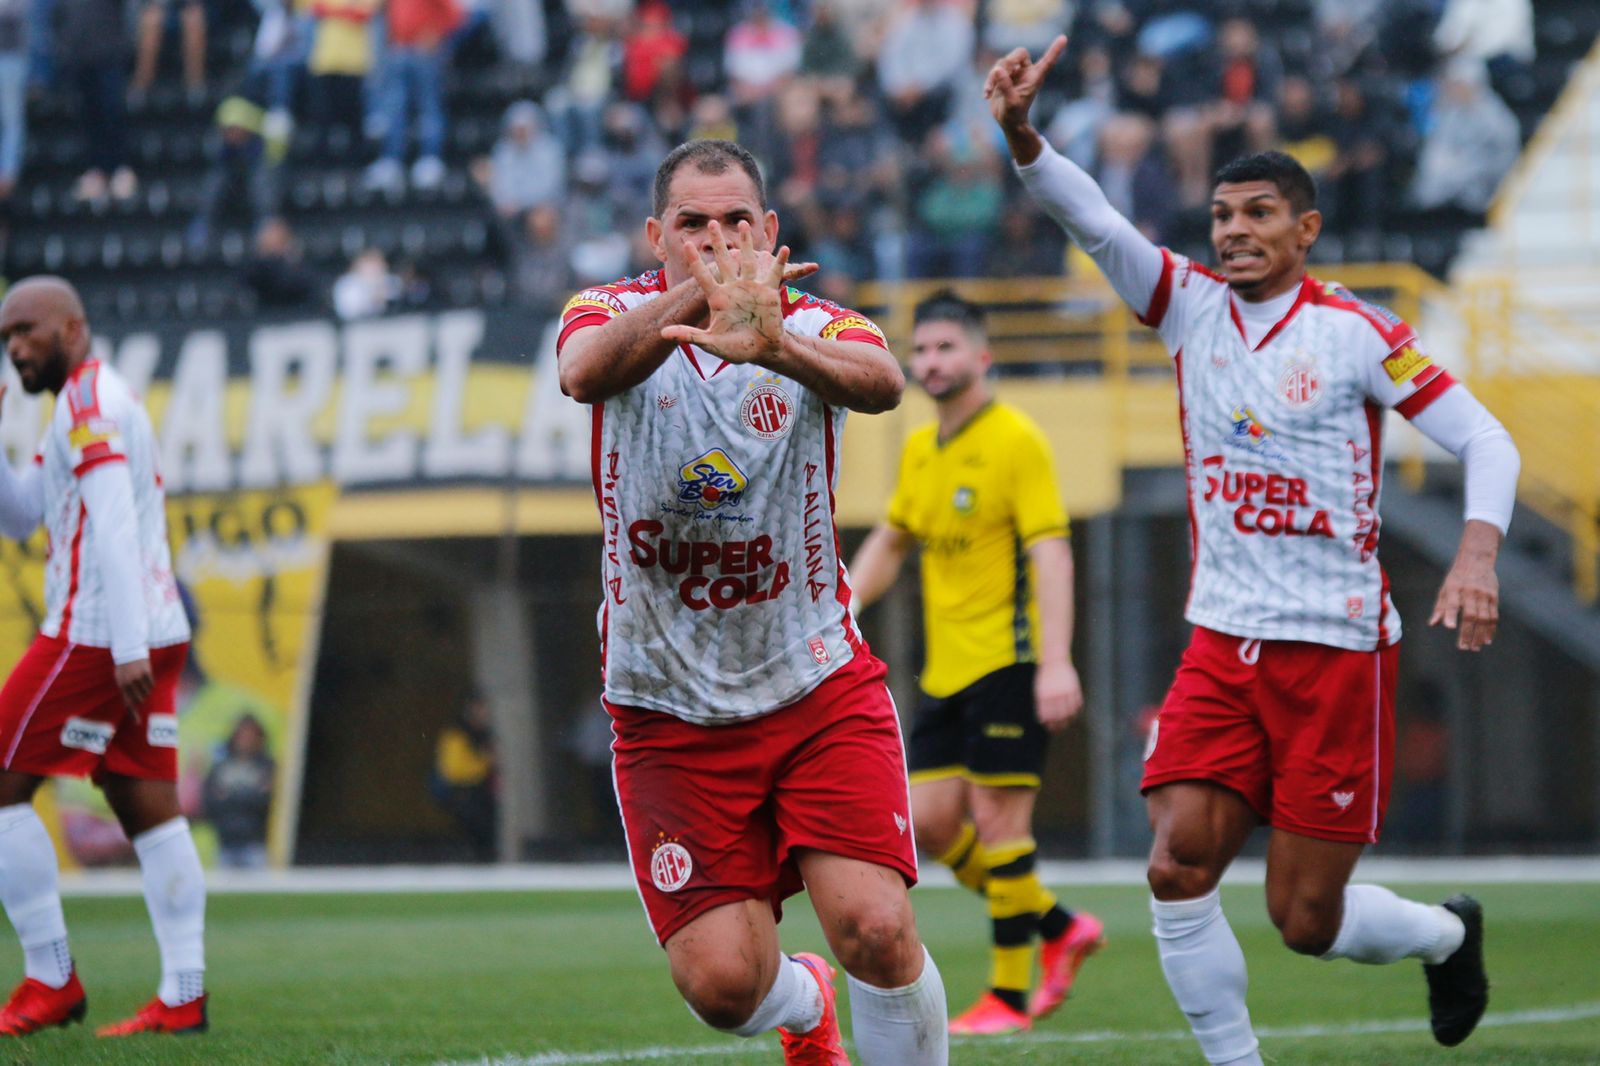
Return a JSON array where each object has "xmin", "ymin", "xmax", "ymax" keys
[{"xmin": 622, "ymin": 2, "xmax": 686, "ymax": 103}]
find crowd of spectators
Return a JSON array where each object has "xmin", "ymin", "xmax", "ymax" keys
[{"xmin": 0, "ymin": 0, "xmax": 1550, "ymax": 319}]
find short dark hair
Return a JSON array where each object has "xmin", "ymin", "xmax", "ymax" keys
[
  {"xmin": 1213, "ymin": 151, "xmax": 1317, "ymax": 214},
  {"xmin": 913, "ymin": 289, "xmax": 986, "ymax": 338},
  {"xmin": 652, "ymin": 140, "xmax": 767, "ymax": 218}
]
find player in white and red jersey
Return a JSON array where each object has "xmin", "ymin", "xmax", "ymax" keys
[
  {"xmin": 558, "ymin": 140, "xmax": 948, "ymax": 1066},
  {"xmin": 0, "ymin": 277, "xmax": 207, "ymax": 1037},
  {"xmin": 992, "ymin": 39, "xmax": 1520, "ymax": 1063}
]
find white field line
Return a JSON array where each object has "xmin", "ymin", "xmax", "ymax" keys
[
  {"xmin": 434, "ymin": 1001, "xmax": 1600, "ymax": 1066},
  {"xmin": 58, "ymin": 856, "xmax": 1600, "ymax": 897}
]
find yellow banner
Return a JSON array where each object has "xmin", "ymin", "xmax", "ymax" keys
[{"xmin": 0, "ymin": 485, "xmax": 335, "ymax": 869}]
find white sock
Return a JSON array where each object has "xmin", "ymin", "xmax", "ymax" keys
[
  {"xmin": 1151, "ymin": 890, "xmax": 1262, "ymax": 1066},
  {"xmin": 133, "ymin": 817, "xmax": 206, "ymax": 1006},
  {"xmin": 0, "ymin": 803, "xmax": 72, "ymax": 988},
  {"xmin": 845, "ymin": 945, "xmax": 948, "ymax": 1066},
  {"xmin": 1321, "ymin": 883, "xmax": 1466, "ymax": 966},
  {"xmin": 715, "ymin": 954, "xmax": 821, "ymax": 1037}
]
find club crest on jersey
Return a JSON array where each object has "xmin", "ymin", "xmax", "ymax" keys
[
  {"xmin": 1279, "ymin": 363, "xmax": 1323, "ymax": 409},
  {"xmin": 649, "ymin": 835, "xmax": 693, "ymax": 893},
  {"xmin": 677, "ymin": 449, "xmax": 748, "ymax": 511},
  {"xmin": 952, "ymin": 486, "xmax": 977, "ymax": 515},
  {"xmin": 808, "ymin": 636, "xmax": 831, "ymax": 664},
  {"xmin": 740, "ymin": 382, "xmax": 793, "ymax": 440},
  {"xmin": 1347, "ymin": 596, "xmax": 1364, "ymax": 619}
]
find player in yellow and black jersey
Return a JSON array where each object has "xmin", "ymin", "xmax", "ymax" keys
[{"xmin": 852, "ymin": 291, "xmax": 1103, "ymax": 1035}]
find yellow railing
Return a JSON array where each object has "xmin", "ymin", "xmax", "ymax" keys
[{"xmin": 855, "ymin": 262, "xmax": 1600, "ymax": 601}]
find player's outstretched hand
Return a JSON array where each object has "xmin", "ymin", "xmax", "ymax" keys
[
  {"xmin": 1429, "ymin": 533, "xmax": 1500, "ymax": 652},
  {"xmin": 1035, "ymin": 660, "xmax": 1084, "ymax": 732},
  {"xmin": 115, "ymin": 658, "xmax": 155, "ymax": 720},
  {"xmin": 661, "ymin": 220, "xmax": 789, "ymax": 365},
  {"xmin": 985, "ymin": 34, "xmax": 1068, "ymax": 131}
]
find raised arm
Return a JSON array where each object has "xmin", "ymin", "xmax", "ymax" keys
[
  {"xmin": 558, "ymin": 279, "xmax": 710, "ymax": 405},
  {"xmin": 988, "ymin": 36, "xmax": 1167, "ymax": 318}
]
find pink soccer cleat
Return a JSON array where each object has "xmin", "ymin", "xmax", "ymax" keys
[
  {"xmin": 780, "ymin": 954, "xmax": 850, "ymax": 1065},
  {"xmin": 1029, "ymin": 911, "xmax": 1106, "ymax": 1019},
  {"xmin": 95, "ymin": 994, "xmax": 207, "ymax": 1036},
  {"xmin": 949, "ymin": 991, "xmax": 1031, "ymax": 1035},
  {"xmin": 0, "ymin": 972, "xmax": 87, "ymax": 1036}
]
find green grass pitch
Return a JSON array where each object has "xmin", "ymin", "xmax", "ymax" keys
[{"xmin": 0, "ymin": 882, "xmax": 1594, "ymax": 1064}]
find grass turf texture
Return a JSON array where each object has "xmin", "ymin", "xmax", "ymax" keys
[{"xmin": 0, "ymin": 883, "xmax": 1593, "ymax": 1064}]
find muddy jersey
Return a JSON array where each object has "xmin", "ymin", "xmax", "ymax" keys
[
  {"xmin": 1144, "ymin": 253, "xmax": 1457, "ymax": 649},
  {"xmin": 37, "ymin": 360, "xmax": 190, "ymax": 653},
  {"xmin": 559, "ymin": 272, "xmax": 890, "ymax": 723}
]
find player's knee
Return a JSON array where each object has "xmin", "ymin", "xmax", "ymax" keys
[
  {"xmin": 1146, "ymin": 853, "xmax": 1221, "ymax": 901},
  {"xmin": 1274, "ymin": 900, "xmax": 1341, "ymax": 957},
  {"xmin": 912, "ymin": 818, "xmax": 952, "ymax": 856},
  {"xmin": 673, "ymin": 960, "xmax": 765, "ymax": 1031},
  {"xmin": 832, "ymin": 904, "xmax": 920, "ymax": 986}
]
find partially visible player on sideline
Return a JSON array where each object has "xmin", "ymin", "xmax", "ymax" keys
[
  {"xmin": 557, "ymin": 140, "xmax": 948, "ymax": 1066},
  {"xmin": 991, "ymin": 38, "xmax": 1519, "ymax": 1064},
  {"xmin": 0, "ymin": 276, "xmax": 206, "ymax": 1036},
  {"xmin": 850, "ymin": 291, "xmax": 1103, "ymax": 1035}
]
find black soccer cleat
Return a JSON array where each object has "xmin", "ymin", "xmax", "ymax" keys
[{"xmin": 1424, "ymin": 894, "xmax": 1488, "ymax": 1047}]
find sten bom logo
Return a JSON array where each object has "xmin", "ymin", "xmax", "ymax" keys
[
  {"xmin": 677, "ymin": 449, "xmax": 748, "ymax": 511},
  {"xmin": 632, "ymin": 447, "xmax": 792, "ymax": 610}
]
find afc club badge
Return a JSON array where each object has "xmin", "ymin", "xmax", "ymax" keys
[
  {"xmin": 1279, "ymin": 362, "xmax": 1323, "ymax": 409},
  {"xmin": 650, "ymin": 836, "xmax": 693, "ymax": 893},
  {"xmin": 807, "ymin": 637, "xmax": 831, "ymax": 665},
  {"xmin": 741, "ymin": 383, "xmax": 794, "ymax": 440}
]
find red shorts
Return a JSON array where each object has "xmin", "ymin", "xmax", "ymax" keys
[
  {"xmin": 1141, "ymin": 627, "xmax": 1398, "ymax": 844},
  {"xmin": 0, "ymin": 636, "xmax": 189, "ymax": 783},
  {"xmin": 608, "ymin": 651, "xmax": 918, "ymax": 946}
]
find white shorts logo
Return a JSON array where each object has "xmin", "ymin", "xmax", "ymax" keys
[
  {"xmin": 1331, "ymin": 790, "xmax": 1355, "ymax": 810},
  {"xmin": 1143, "ymin": 717, "xmax": 1160, "ymax": 762},
  {"xmin": 146, "ymin": 714, "xmax": 179, "ymax": 748},
  {"xmin": 61, "ymin": 717, "xmax": 114, "ymax": 755},
  {"xmin": 650, "ymin": 841, "xmax": 693, "ymax": 893}
]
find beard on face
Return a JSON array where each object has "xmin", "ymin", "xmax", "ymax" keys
[
  {"xmin": 21, "ymin": 332, "xmax": 70, "ymax": 395},
  {"xmin": 919, "ymin": 367, "xmax": 976, "ymax": 401}
]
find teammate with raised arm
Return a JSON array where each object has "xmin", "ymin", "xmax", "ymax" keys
[
  {"xmin": 851, "ymin": 291, "xmax": 1103, "ymax": 1035},
  {"xmin": 558, "ymin": 140, "xmax": 948, "ymax": 1066},
  {"xmin": 0, "ymin": 277, "xmax": 207, "ymax": 1037},
  {"xmin": 990, "ymin": 38, "xmax": 1520, "ymax": 1064}
]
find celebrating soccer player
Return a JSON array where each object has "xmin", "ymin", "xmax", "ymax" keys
[
  {"xmin": 557, "ymin": 140, "xmax": 948, "ymax": 1066},
  {"xmin": 992, "ymin": 37, "xmax": 1520, "ymax": 1063},
  {"xmin": 0, "ymin": 277, "xmax": 207, "ymax": 1036},
  {"xmin": 851, "ymin": 291, "xmax": 1104, "ymax": 1036}
]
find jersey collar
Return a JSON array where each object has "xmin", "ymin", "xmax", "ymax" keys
[{"xmin": 1227, "ymin": 274, "xmax": 1315, "ymax": 352}]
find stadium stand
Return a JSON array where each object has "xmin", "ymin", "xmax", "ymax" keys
[{"xmin": 1, "ymin": 0, "xmax": 1594, "ymax": 330}]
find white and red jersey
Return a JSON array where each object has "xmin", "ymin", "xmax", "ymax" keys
[
  {"xmin": 36, "ymin": 360, "xmax": 189, "ymax": 653},
  {"xmin": 559, "ymin": 271, "xmax": 888, "ymax": 723},
  {"xmin": 1146, "ymin": 253, "xmax": 1456, "ymax": 649}
]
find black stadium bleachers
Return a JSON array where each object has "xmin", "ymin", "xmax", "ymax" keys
[{"xmin": 4, "ymin": 0, "xmax": 1596, "ymax": 330}]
